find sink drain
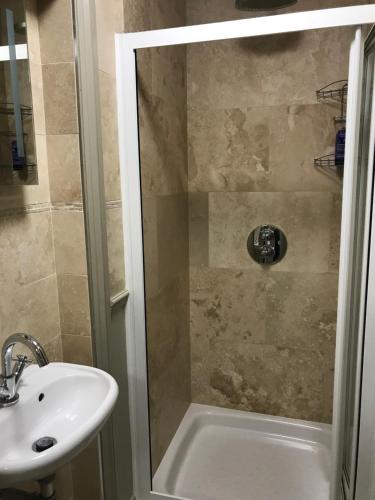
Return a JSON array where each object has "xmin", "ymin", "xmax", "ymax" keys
[{"xmin": 32, "ymin": 436, "xmax": 57, "ymax": 453}]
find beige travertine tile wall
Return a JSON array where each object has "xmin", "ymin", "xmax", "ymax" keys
[
  {"xmin": 123, "ymin": 0, "xmax": 190, "ymax": 473},
  {"xmin": 0, "ymin": 1, "xmax": 100, "ymax": 499},
  {"xmin": 95, "ymin": 0, "xmax": 126, "ymax": 298},
  {"xmin": 186, "ymin": 0, "xmax": 370, "ymax": 423}
]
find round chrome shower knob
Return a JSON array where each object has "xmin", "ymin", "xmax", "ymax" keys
[{"xmin": 247, "ymin": 224, "xmax": 287, "ymax": 265}]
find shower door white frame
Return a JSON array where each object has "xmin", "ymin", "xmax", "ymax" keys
[
  {"xmin": 353, "ymin": 28, "xmax": 375, "ymax": 499},
  {"xmin": 115, "ymin": 6, "xmax": 375, "ymax": 500}
]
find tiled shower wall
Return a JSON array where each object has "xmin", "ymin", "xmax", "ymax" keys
[
  {"xmin": 186, "ymin": 0, "xmax": 368, "ymax": 423},
  {"xmin": 95, "ymin": 0, "xmax": 126, "ymax": 299}
]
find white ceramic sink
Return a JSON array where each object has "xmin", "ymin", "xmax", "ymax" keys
[{"xmin": 0, "ymin": 362, "xmax": 118, "ymax": 487}]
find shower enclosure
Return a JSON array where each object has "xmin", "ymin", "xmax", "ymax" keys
[{"xmin": 116, "ymin": 6, "xmax": 375, "ymax": 500}]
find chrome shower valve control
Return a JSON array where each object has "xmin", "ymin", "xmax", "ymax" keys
[
  {"xmin": 0, "ymin": 333, "xmax": 49, "ymax": 407},
  {"xmin": 247, "ymin": 224, "xmax": 287, "ymax": 265}
]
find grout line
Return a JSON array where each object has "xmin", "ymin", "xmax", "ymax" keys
[
  {"xmin": 61, "ymin": 333, "xmax": 92, "ymax": 339},
  {"xmin": 17, "ymin": 272, "xmax": 58, "ymax": 290}
]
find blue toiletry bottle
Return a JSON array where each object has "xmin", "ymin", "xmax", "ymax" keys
[
  {"xmin": 11, "ymin": 139, "xmax": 26, "ymax": 170},
  {"xmin": 335, "ymin": 128, "xmax": 345, "ymax": 166}
]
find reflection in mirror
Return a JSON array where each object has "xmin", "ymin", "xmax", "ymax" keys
[{"xmin": 0, "ymin": 1, "xmax": 37, "ymax": 185}]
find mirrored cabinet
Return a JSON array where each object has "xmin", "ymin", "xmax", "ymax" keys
[{"xmin": 0, "ymin": 1, "xmax": 37, "ymax": 185}]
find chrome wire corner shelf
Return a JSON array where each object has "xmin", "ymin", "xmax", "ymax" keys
[
  {"xmin": 314, "ymin": 80, "xmax": 347, "ymax": 176},
  {"xmin": 316, "ymin": 80, "xmax": 348, "ymax": 100},
  {"xmin": 313, "ymin": 153, "xmax": 344, "ymax": 182},
  {"xmin": 0, "ymin": 101, "xmax": 36, "ymax": 172},
  {"xmin": 316, "ymin": 80, "xmax": 348, "ymax": 123},
  {"xmin": 314, "ymin": 153, "xmax": 336, "ymax": 169},
  {"xmin": 314, "ymin": 153, "xmax": 343, "ymax": 170},
  {"xmin": 0, "ymin": 102, "xmax": 32, "ymax": 117}
]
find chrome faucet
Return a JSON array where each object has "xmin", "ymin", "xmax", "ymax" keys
[{"xmin": 0, "ymin": 333, "xmax": 49, "ymax": 407}]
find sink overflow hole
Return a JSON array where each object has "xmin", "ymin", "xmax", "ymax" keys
[
  {"xmin": 38, "ymin": 393, "xmax": 44, "ymax": 402},
  {"xmin": 32, "ymin": 436, "xmax": 57, "ymax": 453}
]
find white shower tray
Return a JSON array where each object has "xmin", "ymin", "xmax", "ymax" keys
[{"xmin": 153, "ymin": 403, "xmax": 331, "ymax": 500}]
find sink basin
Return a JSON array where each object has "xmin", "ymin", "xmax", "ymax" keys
[{"xmin": 0, "ymin": 362, "xmax": 118, "ymax": 487}]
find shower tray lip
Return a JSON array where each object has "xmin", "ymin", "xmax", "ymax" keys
[{"xmin": 153, "ymin": 403, "xmax": 331, "ymax": 500}]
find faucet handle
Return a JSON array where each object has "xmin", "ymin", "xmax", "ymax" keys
[
  {"xmin": 13, "ymin": 354, "xmax": 32, "ymax": 372},
  {"xmin": 10, "ymin": 355, "xmax": 32, "ymax": 378},
  {"xmin": 13, "ymin": 355, "xmax": 31, "ymax": 386},
  {"xmin": 12, "ymin": 354, "xmax": 33, "ymax": 364}
]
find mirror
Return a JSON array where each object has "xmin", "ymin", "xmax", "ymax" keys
[{"xmin": 0, "ymin": 1, "xmax": 37, "ymax": 185}]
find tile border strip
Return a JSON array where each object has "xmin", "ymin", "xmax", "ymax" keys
[{"xmin": 0, "ymin": 199, "xmax": 122, "ymax": 217}]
